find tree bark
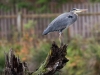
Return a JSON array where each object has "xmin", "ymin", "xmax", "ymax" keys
[{"xmin": 4, "ymin": 42, "xmax": 69, "ymax": 75}]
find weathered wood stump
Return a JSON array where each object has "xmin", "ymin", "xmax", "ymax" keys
[
  {"xmin": 4, "ymin": 49, "xmax": 30, "ymax": 75},
  {"xmin": 4, "ymin": 42, "xmax": 69, "ymax": 75}
]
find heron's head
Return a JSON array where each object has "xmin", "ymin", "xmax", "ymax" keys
[{"xmin": 71, "ymin": 8, "xmax": 87, "ymax": 14}]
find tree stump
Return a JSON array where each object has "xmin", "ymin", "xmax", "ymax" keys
[
  {"xmin": 4, "ymin": 49, "xmax": 30, "ymax": 75},
  {"xmin": 4, "ymin": 42, "xmax": 69, "ymax": 75}
]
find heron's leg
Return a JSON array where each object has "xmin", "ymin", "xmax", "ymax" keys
[
  {"xmin": 59, "ymin": 32, "xmax": 63, "ymax": 46},
  {"xmin": 59, "ymin": 32, "xmax": 61, "ymax": 43}
]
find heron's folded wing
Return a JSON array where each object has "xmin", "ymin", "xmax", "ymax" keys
[
  {"xmin": 49, "ymin": 13, "xmax": 71, "ymax": 31},
  {"xmin": 43, "ymin": 12, "xmax": 77, "ymax": 34}
]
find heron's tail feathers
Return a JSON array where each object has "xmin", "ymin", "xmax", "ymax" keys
[{"xmin": 42, "ymin": 29, "xmax": 49, "ymax": 35}]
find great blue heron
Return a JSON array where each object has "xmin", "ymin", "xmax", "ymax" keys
[{"xmin": 42, "ymin": 8, "xmax": 87, "ymax": 43}]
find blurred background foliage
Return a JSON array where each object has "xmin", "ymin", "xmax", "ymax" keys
[
  {"xmin": 0, "ymin": 0, "xmax": 100, "ymax": 12},
  {"xmin": 0, "ymin": 20, "xmax": 100, "ymax": 75},
  {"xmin": 90, "ymin": 0, "xmax": 100, "ymax": 2},
  {"xmin": 0, "ymin": 0, "xmax": 70, "ymax": 11}
]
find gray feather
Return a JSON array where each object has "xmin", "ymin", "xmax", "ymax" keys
[{"xmin": 42, "ymin": 27, "xmax": 51, "ymax": 35}]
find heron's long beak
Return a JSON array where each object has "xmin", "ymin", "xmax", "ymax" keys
[
  {"xmin": 80, "ymin": 9, "xmax": 88, "ymax": 12},
  {"xmin": 75, "ymin": 9, "xmax": 88, "ymax": 13}
]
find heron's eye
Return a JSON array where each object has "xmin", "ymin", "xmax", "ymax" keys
[{"xmin": 73, "ymin": 8, "xmax": 77, "ymax": 10}]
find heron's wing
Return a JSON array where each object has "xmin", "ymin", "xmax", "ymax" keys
[{"xmin": 48, "ymin": 12, "xmax": 77, "ymax": 32}]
